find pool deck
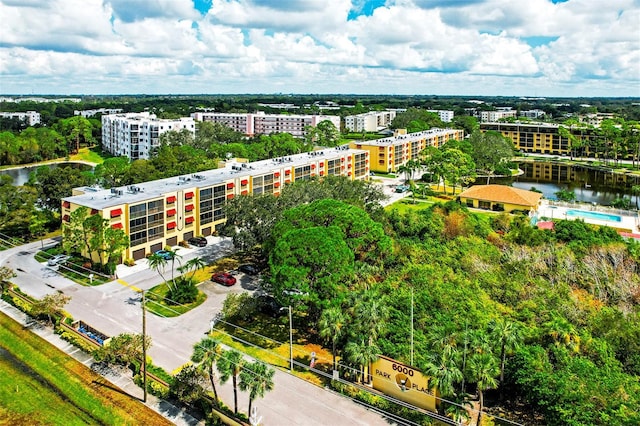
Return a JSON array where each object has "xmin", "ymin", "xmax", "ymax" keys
[{"xmin": 537, "ymin": 200, "xmax": 640, "ymax": 234}]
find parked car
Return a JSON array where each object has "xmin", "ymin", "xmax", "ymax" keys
[
  {"xmin": 211, "ymin": 272, "xmax": 236, "ymax": 286},
  {"xmin": 188, "ymin": 236, "xmax": 208, "ymax": 247},
  {"xmin": 238, "ymin": 264, "xmax": 259, "ymax": 275},
  {"xmin": 47, "ymin": 254, "xmax": 70, "ymax": 266},
  {"xmin": 257, "ymin": 295, "xmax": 284, "ymax": 317},
  {"xmin": 395, "ymin": 184, "xmax": 410, "ymax": 193},
  {"xmin": 154, "ymin": 250, "xmax": 173, "ymax": 260}
]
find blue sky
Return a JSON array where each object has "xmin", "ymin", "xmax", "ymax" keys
[{"xmin": 0, "ymin": 0, "xmax": 638, "ymax": 97}]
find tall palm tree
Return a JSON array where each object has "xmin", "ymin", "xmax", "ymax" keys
[
  {"xmin": 217, "ymin": 349, "xmax": 245, "ymax": 414},
  {"xmin": 467, "ymin": 352, "xmax": 499, "ymax": 425},
  {"xmin": 489, "ymin": 318, "xmax": 522, "ymax": 399},
  {"xmin": 147, "ymin": 253, "xmax": 169, "ymax": 289},
  {"xmin": 423, "ymin": 350, "xmax": 463, "ymax": 406},
  {"xmin": 318, "ymin": 306, "xmax": 346, "ymax": 372},
  {"xmin": 177, "ymin": 256, "xmax": 206, "ymax": 283},
  {"xmin": 238, "ymin": 361, "xmax": 275, "ymax": 415},
  {"xmin": 191, "ymin": 337, "xmax": 222, "ymax": 405},
  {"xmin": 345, "ymin": 338, "xmax": 380, "ymax": 384}
]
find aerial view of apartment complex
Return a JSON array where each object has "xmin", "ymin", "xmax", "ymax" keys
[{"xmin": 61, "ymin": 147, "xmax": 369, "ymax": 261}]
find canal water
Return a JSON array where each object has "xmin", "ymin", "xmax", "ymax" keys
[
  {"xmin": 0, "ymin": 162, "xmax": 93, "ymax": 186},
  {"xmin": 491, "ymin": 162, "xmax": 640, "ymax": 206}
]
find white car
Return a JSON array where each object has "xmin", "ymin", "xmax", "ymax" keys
[{"xmin": 47, "ymin": 254, "xmax": 70, "ymax": 267}]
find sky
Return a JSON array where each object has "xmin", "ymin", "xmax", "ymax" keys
[{"xmin": 0, "ymin": 0, "xmax": 639, "ymax": 97}]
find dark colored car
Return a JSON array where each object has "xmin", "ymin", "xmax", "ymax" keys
[
  {"xmin": 211, "ymin": 272, "xmax": 236, "ymax": 286},
  {"xmin": 257, "ymin": 295, "xmax": 284, "ymax": 317},
  {"xmin": 238, "ymin": 264, "xmax": 259, "ymax": 275},
  {"xmin": 188, "ymin": 236, "xmax": 208, "ymax": 247}
]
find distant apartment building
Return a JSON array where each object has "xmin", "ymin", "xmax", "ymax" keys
[
  {"xmin": 102, "ymin": 112, "xmax": 196, "ymax": 160},
  {"xmin": 74, "ymin": 108, "xmax": 123, "ymax": 118},
  {"xmin": 61, "ymin": 146, "xmax": 370, "ymax": 262},
  {"xmin": 191, "ymin": 111, "xmax": 340, "ymax": 138},
  {"xmin": 0, "ymin": 111, "xmax": 41, "ymax": 126},
  {"xmin": 427, "ymin": 110, "xmax": 454, "ymax": 123},
  {"xmin": 349, "ymin": 128, "xmax": 464, "ymax": 173},
  {"xmin": 479, "ymin": 109, "xmax": 517, "ymax": 122},
  {"xmin": 519, "ymin": 109, "xmax": 546, "ymax": 119},
  {"xmin": 480, "ymin": 122, "xmax": 599, "ymax": 156},
  {"xmin": 0, "ymin": 97, "xmax": 81, "ymax": 103},
  {"xmin": 344, "ymin": 110, "xmax": 398, "ymax": 132},
  {"xmin": 580, "ymin": 113, "xmax": 616, "ymax": 126}
]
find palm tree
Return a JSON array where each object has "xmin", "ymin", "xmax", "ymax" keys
[
  {"xmin": 423, "ymin": 350, "xmax": 463, "ymax": 403},
  {"xmin": 177, "ymin": 256, "xmax": 206, "ymax": 283},
  {"xmin": 318, "ymin": 306, "xmax": 346, "ymax": 372},
  {"xmin": 544, "ymin": 314, "xmax": 581, "ymax": 353},
  {"xmin": 631, "ymin": 185, "xmax": 640, "ymax": 210},
  {"xmin": 217, "ymin": 349, "xmax": 245, "ymax": 414},
  {"xmin": 238, "ymin": 361, "xmax": 275, "ymax": 415},
  {"xmin": 489, "ymin": 318, "xmax": 522, "ymax": 399},
  {"xmin": 467, "ymin": 352, "xmax": 499, "ymax": 425},
  {"xmin": 147, "ymin": 253, "xmax": 169, "ymax": 289},
  {"xmin": 445, "ymin": 392, "xmax": 473, "ymax": 424},
  {"xmin": 345, "ymin": 338, "xmax": 380, "ymax": 384},
  {"xmin": 191, "ymin": 337, "xmax": 222, "ymax": 405}
]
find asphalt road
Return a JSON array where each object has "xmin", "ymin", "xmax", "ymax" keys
[{"xmin": 0, "ymin": 237, "xmax": 397, "ymax": 426}]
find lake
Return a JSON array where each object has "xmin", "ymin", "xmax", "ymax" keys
[
  {"xmin": 493, "ymin": 161, "xmax": 640, "ymax": 205},
  {"xmin": 0, "ymin": 162, "xmax": 93, "ymax": 186}
]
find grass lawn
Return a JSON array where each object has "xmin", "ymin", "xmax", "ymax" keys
[
  {"xmin": 210, "ymin": 313, "xmax": 332, "ymax": 387},
  {"xmin": 0, "ymin": 311, "xmax": 172, "ymax": 426},
  {"xmin": 145, "ymin": 283, "xmax": 207, "ymax": 317},
  {"xmin": 69, "ymin": 146, "xmax": 110, "ymax": 165}
]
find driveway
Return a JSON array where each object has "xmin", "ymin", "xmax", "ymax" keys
[{"xmin": 0, "ymin": 237, "xmax": 395, "ymax": 425}]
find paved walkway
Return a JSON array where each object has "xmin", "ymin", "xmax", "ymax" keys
[{"xmin": 0, "ymin": 299, "xmax": 204, "ymax": 426}]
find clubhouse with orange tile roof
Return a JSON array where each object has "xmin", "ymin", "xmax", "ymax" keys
[{"xmin": 457, "ymin": 185, "xmax": 543, "ymax": 214}]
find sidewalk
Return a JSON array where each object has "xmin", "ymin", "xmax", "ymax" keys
[{"xmin": 0, "ymin": 299, "xmax": 204, "ymax": 426}]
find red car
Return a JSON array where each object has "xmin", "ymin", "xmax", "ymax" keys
[{"xmin": 211, "ymin": 272, "xmax": 236, "ymax": 286}]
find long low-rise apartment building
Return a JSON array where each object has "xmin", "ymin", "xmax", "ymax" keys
[
  {"xmin": 191, "ymin": 111, "xmax": 340, "ymax": 138},
  {"xmin": 349, "ymin": 128, "xmax": 464, "ymax": 173},
  {"xmin": 480, "ymin": 122, "xmax": 599, "ymax": 156},
  {"xmin": 62, "ymin": 147, "xmax": 370, "ymax": 262},
  {"xmin": 102, "ymin": 112, "xmax": 196, "ymax": 160},
  {"xmin": 0, "ymin": 111, "xmax": 41, "ymax": 126}
]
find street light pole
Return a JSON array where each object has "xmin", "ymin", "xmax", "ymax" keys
[
  {"xmin": 288, "ymin": 305, "xmax": 293, "ymax": 372},
  {"xmin": 141, "ymin": 290, "xmax": 147, "ymax": 403}
]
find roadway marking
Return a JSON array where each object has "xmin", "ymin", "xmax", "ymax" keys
[{"xmin": 116, "ymin": 279, "xmax": 142, "ymax": 293}]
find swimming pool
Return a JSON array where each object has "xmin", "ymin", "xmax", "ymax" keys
[{"xmin": 566, "ymin": 209, "xmax": 622, "ymax": 222}]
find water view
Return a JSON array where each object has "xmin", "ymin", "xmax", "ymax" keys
[
  {"xmin": 495, "ymin": 161, "xmax": 640, "ymax": 206},
  {"xmin": 0, "ymin": 162, "xmax": 93, "ymax": 186}
]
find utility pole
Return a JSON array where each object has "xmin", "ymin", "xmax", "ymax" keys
[
  {"xmin": 288, "ymin": 305, "xmax": 293, "ymax": 372},
  {"xmin": 410, "ymin": 288, "xmax": 414, "ymax": 366},
  {"xmin": 142, "ymin": 290, "xmax": 147, "ymax": 403}
]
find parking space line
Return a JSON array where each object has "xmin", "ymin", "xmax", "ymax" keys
[{"xmin": 116, "ymin": 279, "xmax": 142, "ymax": 293}]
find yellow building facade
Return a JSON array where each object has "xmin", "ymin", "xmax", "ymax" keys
[
  {"xmin": 62, "ymin": 147, "xmax": 369, "ymax": 262},
  {"xmin": 349, "ymin": 128, "xmax": 464, "ymax": 173}
]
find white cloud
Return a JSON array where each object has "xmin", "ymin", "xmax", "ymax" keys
[{"xmin": 0, "ymin": 0, "xmax": 638, "ymax": 96}]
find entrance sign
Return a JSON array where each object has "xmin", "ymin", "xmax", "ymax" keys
[{"xmin": 371, "ymin": 355, "xmax": 439, "ymax": 412}]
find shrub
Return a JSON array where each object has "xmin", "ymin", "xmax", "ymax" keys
[
  {"xmin": 123, "ymin": 258, "xmax": 135, "ymax": 267},
  {"xmin": 58, "ymin": 330, "xmax": 100, "ymax": 354}
]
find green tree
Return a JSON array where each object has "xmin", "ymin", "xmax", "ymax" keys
[
  {"xmin": 238, "ymin": 361, "xmax": 275, "ymax": 416},
  {"xmin": 191, "ymin": 337, "xmax": 222, "ymax": 405},
  {"xmin": 306, "ymin": 120, "xmax": 340, "ymax": 147},
  {"xmin": 56, "ymin": 116, "xmax": 94, "ymax": 154},
  {"xmin": 94, "ymin": 157, "xmax": 131, "ymax": 188},
  {"xmin": 217, "ymin": 349, "xmax": 245, "ymax": 414},
  {"xmin": 171, "ymin": 364, "xmax": 206, "ymax": 405},
  {"xmin": 0, "ymin": 266, "xmax": 17, "ymax": 292},
  {"xmin": 440, "ymin": 148, "xmax": 476, "ymax": 194},
  {"xmin": 31, "ymin": 292, "xmax": 71, "ymax": 325},
  {"xmin": 95, "ymin": 333, "xmax": 151, "ymax": 367},
  {"xmin": 468, "ymin": 131, "xmax": 514, "ymax": 183},
  {"xmin": 489, "ymin": 318, "xmax": 522, "ymax": 399},
  {"xmin": 0, "ymin": 178, "xmax": 38, "ymax": 237},
  {"xmin": 147, "ymin": 249, "xmax": 182, "ymax": 293},
  {"xmin": 345, "ymin": 338, "xmax": 380, "ymax": 384},
  {"xmin": 467, "ymin": 352, "xmax": 499, "ymax": 425},
  {"xmin": 318, "ymin": 306, "xmax": 346, "ymax": 372}
]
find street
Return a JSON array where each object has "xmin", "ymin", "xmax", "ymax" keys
[{"xmin": 0, "ymin": 237, "xmax": 396, "ymax": 425}]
